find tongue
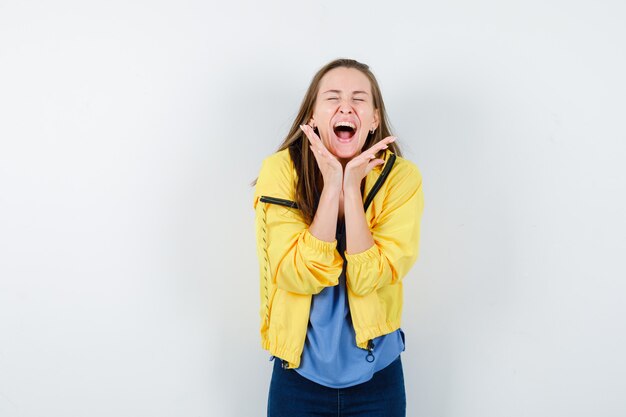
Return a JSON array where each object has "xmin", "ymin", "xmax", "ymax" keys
[{"xmin": 337, "ymin": 130, "xmax": 354, "ymax": 140}]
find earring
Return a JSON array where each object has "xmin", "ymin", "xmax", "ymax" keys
[{"xmin": 370, "ymin": 127, "xmax": 376, "ymax": 134}]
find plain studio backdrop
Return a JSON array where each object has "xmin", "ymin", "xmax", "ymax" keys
[{"xmin": 1, "ymin": 0, "xmax": 625, "ymax": 416}]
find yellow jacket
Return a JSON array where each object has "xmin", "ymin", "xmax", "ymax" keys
[{"xmin": 253, "ymin": 148, "xmax": 424, "ymax": 369}]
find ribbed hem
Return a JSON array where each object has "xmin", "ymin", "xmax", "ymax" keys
[
  {"xmin": 261, "ymin": 338, "xmax": 302, "ymax": 369},
  {"xmin": 354, "ymin": 320, "xmax": 401, "ymax": 348}
]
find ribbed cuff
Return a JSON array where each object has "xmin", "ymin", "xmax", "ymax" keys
[
  {"xmin": 303, "ymin": 229, "xmax": 337, "ymax": 253},
  {"xmin": 344, "ymin": 243, "xmax": 378, "ymax": 264}
]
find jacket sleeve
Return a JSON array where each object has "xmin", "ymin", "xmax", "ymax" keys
[
  {"xmin": 253, "ymin": 154, "xmax": 344, "ymax": 295},
  {"xmin": 344, "ymin": 163, "xmax": 424, "ymax": 296}
]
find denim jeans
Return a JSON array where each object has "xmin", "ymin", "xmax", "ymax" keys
[{"xmin": 267, "ymin": 355, "xmax": 406, "ymax": 417}]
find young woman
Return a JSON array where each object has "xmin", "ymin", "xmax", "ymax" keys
[{"xmin": 253, "ymin": 58, "xmax": 424, "ymax": 417}]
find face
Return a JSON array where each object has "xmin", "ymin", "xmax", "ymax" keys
[{"xmin": 310, "ymin": 67, "xmax": 380, "ymax": 163}]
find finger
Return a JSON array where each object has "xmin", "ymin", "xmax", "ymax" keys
[
  {"xmin": 365, "ymin": 159, "xmax": 385, "ymax": 175},
  {"xmin": 300, "ymin": 124, "xmax": 317, "ymax": 146},
  {"xmin": 374, "ymin": 136, "xmax": 397, "ymax": 150},
  {"xmin": 359, "ymin": 137, "xmax": 396, "ymax": 160},
  {"xmin": 300, "ymin": 124, "xmax": 326, "ymax": 153},
  {"xmin": 357, "ymin": 144, "xmax": 389, "ymax": 163},
  {"xmin": 301, "ymin": 125, "xmax": 338, "ymax": 161},
  {"xmin": 376, "ymin": 135, "xmax": 396, "ymax": 146},
  {"xmin": 299, "ymin": 125, "xmax": 318, "ymax": 151},
  {"xmin": 309, "ymin": 145, "xmax": 323, "ymax": 163},
  {"xmin": 307, "ymin": 125, "xmax": 325, "ymax": 146},
  {"xmin": 360, "ymin": 141, "xmax": 387, "ymax": 157},
  {"xmin": 302, "ymin": 127, "xmax": 326, "ymax": 161}
]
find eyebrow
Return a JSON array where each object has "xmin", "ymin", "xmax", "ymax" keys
[{"xmin": 322, "ymin": 89, "xmax": 370, "ymax": 95}]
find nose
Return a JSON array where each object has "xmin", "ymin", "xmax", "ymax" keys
[{"xmin": 339, "ymin": 99, "xmax": 353, "ymax": 114}]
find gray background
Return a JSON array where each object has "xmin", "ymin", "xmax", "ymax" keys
[{"xmin": 1, "ymin": 0, "xmax": 625, "ymax": 416}]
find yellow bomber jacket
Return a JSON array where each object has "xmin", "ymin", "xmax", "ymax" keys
[{"xmin": 253, "ymin": 148, "xmax": 424, "ymax": 369}]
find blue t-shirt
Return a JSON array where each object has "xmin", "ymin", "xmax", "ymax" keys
[{"xmin": 293, "ymin": 219, "xmax": 406, "ymax": 388}]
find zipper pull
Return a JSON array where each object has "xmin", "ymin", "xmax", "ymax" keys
[{"xmin": 366, "ymin": 340, "xmax": 375, "ymax": 363}]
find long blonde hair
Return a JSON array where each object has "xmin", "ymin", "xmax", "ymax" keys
[{"xmin": 258, "ymin": 58, "xmax": 401, "ymax": 225}]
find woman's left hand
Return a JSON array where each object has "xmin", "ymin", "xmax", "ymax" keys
[{"xmin": 343, "ymin": 136, "xmax": 396, "ymax": 192}]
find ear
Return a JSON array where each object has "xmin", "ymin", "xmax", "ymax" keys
[
  {"xmin": 372, "ymin": 108, "xmax": 380, "ymax": 130},
  {"xmin": 308, "ymin": 117, "xmax": 316, "ymax": 128}
]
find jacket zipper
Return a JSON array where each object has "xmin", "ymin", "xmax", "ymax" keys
[
  {"xmin": 269, "ymin": 355, "xmax": 291, "ymax": 369},
  {"xmin": 366, "ymin": 340, "xmax": 376, "ymax": 362}
]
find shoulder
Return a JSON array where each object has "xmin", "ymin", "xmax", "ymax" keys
[
  {"xmin": 387, "ymin": 152, "xmax": 422, "ymax": 190},
  {"xmin": 375, "ymin": 152, "xmax": 424, "ymax": 212},
  {"xmin": 254, "ymin": 148, "xmax": 297, "ymax": 204},
  {"xmin": 262, "ymin": 148, "xmax": 293, "ymax": 172}
]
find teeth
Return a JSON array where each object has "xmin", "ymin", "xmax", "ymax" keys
[{"xmin": 334, "ymin": 121, "xmax": 356, "ymax": 129}]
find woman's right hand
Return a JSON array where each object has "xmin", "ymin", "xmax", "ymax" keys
[{"xmin": 300, "ymin": 124, "xmax": 343, "ymax": 191}]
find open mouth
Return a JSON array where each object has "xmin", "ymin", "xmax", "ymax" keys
[{"xmin": 333, "ymin": 121, "xmax": 357, "ymax": 141}]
